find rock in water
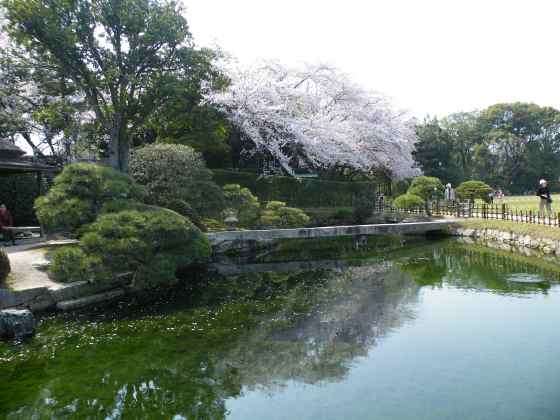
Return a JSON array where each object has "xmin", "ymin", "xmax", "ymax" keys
[{"xmin": 0, "ymin": 309, "xmax": 36, "ymax": 340}]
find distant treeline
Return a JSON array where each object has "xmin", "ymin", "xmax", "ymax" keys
[{"xmin": 413, "ymin": 102, "xmax": 560, "ymax": 194}]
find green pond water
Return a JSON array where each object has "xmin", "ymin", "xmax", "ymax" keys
[{"xmin": 2, "ymin": 237, "xmax": 560, "ymax": 419}]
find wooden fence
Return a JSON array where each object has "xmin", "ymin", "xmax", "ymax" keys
[{"xmin": 378, "ymin": 201, "xmax": 560, "ymax": 227}]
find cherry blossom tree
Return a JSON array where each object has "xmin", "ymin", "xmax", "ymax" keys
[{"xmin": 208, "ymin": 61, "xmax": 419, "ymax": 179}]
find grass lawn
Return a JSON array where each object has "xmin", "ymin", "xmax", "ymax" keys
[
  {"xmin": 490, "ymin": 194, "xmax": 560, "ymax": 212},
  {"xmin": 457, "ymin": 219, "xmax": 560, "ymax": 241}
]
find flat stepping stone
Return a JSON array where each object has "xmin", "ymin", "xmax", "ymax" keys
[
  {"xmin": 506, "ymin": 273, "xmax": 547, "ymax": 284},
  {"xmin": 56, "ymin": 289, "xmax": 125, "ymax": 311}
]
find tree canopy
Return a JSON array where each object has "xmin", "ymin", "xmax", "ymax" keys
[
  {"xmin": 208, "ymin": 62, "xmax": 419, "ymax": 179},
  {"xmin": 456, "ymin": 180, "xmax": 493, "ymax": 203},
  {"xmin": 414, "ymin": 103, "xmax": 560, "ymax": 193},
  {"xmin": 2, "ymin": 0, "xmax": 224, "ymax": 171}
]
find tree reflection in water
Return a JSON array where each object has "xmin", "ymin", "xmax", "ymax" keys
[
  {"xmin": 1, "ymin": 261, "xmax": 419, "ymax": 419},
  {"xmin": 2, "ymin": 238, "xmax": 559, "ymax": 418}
]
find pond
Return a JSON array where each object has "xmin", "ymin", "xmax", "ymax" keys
[{"xmin": 1, "ymin": 237, "xmax": 560, "ymax": 419}]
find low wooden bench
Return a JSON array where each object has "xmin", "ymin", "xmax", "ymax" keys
[{"xmin": 2, "ymin": 226, "xmax": 43, "ymax": 244}]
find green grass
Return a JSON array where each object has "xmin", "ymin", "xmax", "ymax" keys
[
  {"xmin": 484, "ymin": 194, "xmax": 560, "ymax": 213},
  {"xmin": 1, "ymin": 273, "xmax": 16, "ymax": 289},
  {"xmin": 456, "ymin": 219, "xmax": 560, "ymax": 241}
]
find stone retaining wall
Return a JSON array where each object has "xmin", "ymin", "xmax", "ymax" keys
[
  {"xmin": 0, "ymin": 274, "xmax": 131, "ymax": 312},
  {"xmin": 449, "ymin": 227, "xmax": 560, "ymax": 258}
]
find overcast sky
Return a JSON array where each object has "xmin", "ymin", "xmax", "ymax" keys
[{"xmin": 183, "ymin": 0, "xmax": 560, "ymax": 118}]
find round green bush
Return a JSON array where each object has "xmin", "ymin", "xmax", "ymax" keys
[
  {"xmin": 456, "ymin": 180, "xmax": 493, "ymax": 203},
  {"xmin": 49, "ymin": 247, "xmax": 90, "ymax": 283},
  {"xmin": 259, "ymin": 201, "xmax": 310, "ymax": 228},
  {"xmin": 407, "ymin": 176, "xmax": 444, "ymax": 200},
  {"xmin": 35, "ymin": 163, "xmax": 144, "ymax": 232},
  {"xmin": 0, "ymin": 248, "xmax": 10, "ymax": 282},
  {"xmin": 79, "ymin": 208, "xmax": 211, "ymax": 288},
  {"xmin": 129, "ymin": 144, "xmax": 224, "ymax": 217},
  {"xmin": 393, "ymin": 193, "xmax": 425, "ymax": 210}
]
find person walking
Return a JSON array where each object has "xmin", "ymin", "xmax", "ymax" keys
[
  {"xmin": 537, "ymin": 179, "xmax": 553, "ymax": 219},
  {"xmin": 0, "ymin": 204, "xmax": 15, "ymax": 246}
]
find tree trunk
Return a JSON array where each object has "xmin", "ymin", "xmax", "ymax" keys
[{"xmin": 109, "ymin": 112, "xmax": 130, "ymax": 173}]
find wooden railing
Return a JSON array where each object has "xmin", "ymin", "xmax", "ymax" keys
[{"xmin": 377, "ymin": 201, "xmax": 560, "ymax": 227}]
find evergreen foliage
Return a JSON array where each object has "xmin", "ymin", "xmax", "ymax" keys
[
  {"xmin": 393, "ymin": 194, "xmax": 425, "ymax": 209},
  {"xmin": 77, "ymin": 209, "xmax": 211, "ymax": 287},
  {"xmin": 212, "ymin": 170, "xmax": 382, "ymax": 208},
  {"xmin": 49, "ymin": 247, "xmax": 90, "ymax": 283},
  {"xmin": 129, "ymin": 144, "xmax": 224, "ymax": 217},
  {"xmin": 222, "ymin": 184, "xmax": 260, "ymax": 227},
  {"xmin": 352, "ymin": 191, "xmax": 375, "ymax": 224},
  {"xmin": 259, "ymin": 201, "xmax": 310, "ymax": 229},
  {"xmin": 456, "ymin": 181, "xmax": 494, "ymax": 203},
  {"xmin": 34, "ymin": 163, "xmax": 144, "ymax": 232},
  {"xmin": 414, "ymin": 103, "xmax": 560, "ymax": 193},
  {"xmin": 0, "ymin": 248, "xmax": 10, "ymax": 282},
  {"xmin": 407, "ymin": 176, "xmax": 444, "ymax": 200}
]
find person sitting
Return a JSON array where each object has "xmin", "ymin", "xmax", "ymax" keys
[{"xmin": 0, "ymin": 204, "xmax": 16, "ymax": 246}]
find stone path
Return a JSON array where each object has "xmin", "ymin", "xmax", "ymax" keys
[{"xmin": 4, "ymin": 241, "xmax": 77, "ymax": 291}]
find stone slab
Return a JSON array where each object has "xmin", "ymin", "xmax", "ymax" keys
[{"xmin": 56, "ymin": 289, "xmax": 125, "ymax": 311}]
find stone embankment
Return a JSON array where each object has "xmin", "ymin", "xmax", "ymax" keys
[
  {"xmin": 449, "ymin": 226, "xmax": 560, "ymax": 258},
  {"xmin": 0, "ymin": 275, "xmax": 130, "ymax": 313}
]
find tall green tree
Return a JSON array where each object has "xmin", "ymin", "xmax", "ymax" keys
[
  {"xmin": 140, "ymin": 62, "xmax": 231, "ymax": 168},
  {"xmin": 414, "ymin": 103, "xmax": 560, "ymax": 193},
  {"xmin": 413, "ymin": 117, "xmax": 461, "ymax": 184},
  {"xmin": 3, "ymin": 0, "xmax": 221, "ymax": 172},
  {"xmin": 476, "ymin": 103, "xmax": 560, "ymax": 192},
  {"xmin": 0, "ymin": 43, "xmax": 96, "ymax": 163}
]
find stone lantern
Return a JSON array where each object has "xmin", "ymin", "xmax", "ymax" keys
[{"xmin": 224, "ymin": 211, "xmax": 239, "ymax": 231}]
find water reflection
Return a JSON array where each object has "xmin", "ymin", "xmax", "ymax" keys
[
  {"xmin": 1, "ymin": 238, "xmax": 559, "ymax": 419},
  {"xmin": 398, "ymin": 242, "xmax": 557, "ymax": 294},
  {"xmin": 1, "ymin": 262, "xmax": 419, "ymax": 419}
]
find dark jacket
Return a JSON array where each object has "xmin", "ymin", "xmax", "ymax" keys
[{"xmin": 537, "ymin": 186, "xmax": 551, "ymax": 202}]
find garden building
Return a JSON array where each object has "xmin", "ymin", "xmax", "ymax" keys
[{"xmin": 0, "ymin": 138, "xmax": 58, "ymax": 225}]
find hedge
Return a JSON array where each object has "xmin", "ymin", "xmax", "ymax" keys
[{"xmin": 212, "ymin": 170, "xmax": 383, "ymax": 208}]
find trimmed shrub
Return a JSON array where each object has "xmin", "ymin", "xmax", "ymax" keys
[
  {"xmin": 259, "ymin": 201, "xmax": 310, "ymax": 228},
  {"xmin": 79, "ymin": 209, "xmax": 211, "ymax": 288},
  {"xmin": 212, "ymin": 170, "xmax": 382, "ymax": 208},
  {"xmin": 352, "ymin": 191, "xmax": 375, "ymax": 224},
  {"xmin": 393, "ymin": 193, "xmax": 425, "ymax": 209},
  {"xmin": 456, "ymin": 181, "xmax": 493, "ymax": 203},
  {"xmin": 407, "ymin": 176, "xmax": 444, "ymax": 200},
  {"xmin": 49, "ymin": 247, "xmax": 90, "ymax": 283},
  {"xmin": 35, "ymin": 163, "xmax": 144, "ymax": 232},
  {"xmin": 129, "ymin": 144, "xmax": 224, "ymax": 217},
  {"xmin": 222, "ymin": 184, "xmax": 260, "ymax": 227},
  {"xmin": 391, "ymin": 178, "xmax": 412, "ymax": 197},
  {"xmin": 333, "ymin": 208, "xmax": 353, "ymax": 221},
  {"xmin": 164, "ymin": 199, "xmax": 205, "ymax": 231},
  {"xmin": 201, "ymin": 218, "xmax": 228, "ymax": 232},
  {"xmin": 0, "ymin": 248, "xmax": 10, "ymax": 282}
]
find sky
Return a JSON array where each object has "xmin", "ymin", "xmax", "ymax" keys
[{"xmin": 183, "ymin": 0, "xmax": 560, "ymax": 118}]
